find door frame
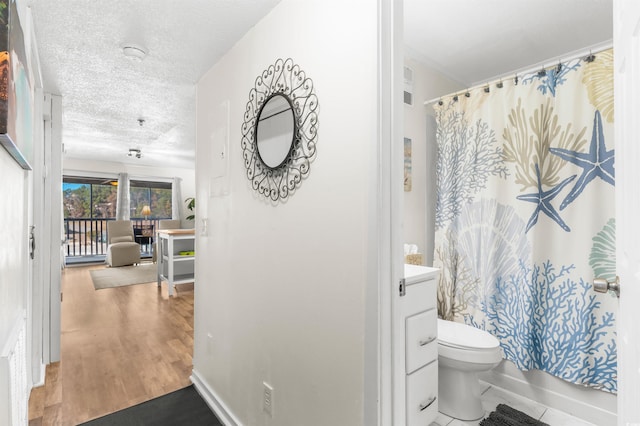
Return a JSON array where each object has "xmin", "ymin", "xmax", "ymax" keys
[
  {"xmin": 613, "ymin": 1, "xmax": 640, "ymax": 423},
  {"xmin": 376, "ymin": 0, "xmax": 403, "ymax": 425},
  {"xmin": 40, "ymin": 93, "xmax": 63, "ymax": 366}
]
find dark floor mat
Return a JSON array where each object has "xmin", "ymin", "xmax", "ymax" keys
[
  {"xmin": 79, "ymin": 385, "xmax": 222, "ymax": 426},
  {"xmin": 479, "ymin": 403, "xmax": 550, "ymax": 426}
]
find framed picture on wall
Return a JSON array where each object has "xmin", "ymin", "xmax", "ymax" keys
[
  {"xmin": 0, "ymin": 0, "xmax": 33, "ymax": 170},
  {"xmin": 404, "ymin": 137, "xmax": 412, "ymax": 191}
]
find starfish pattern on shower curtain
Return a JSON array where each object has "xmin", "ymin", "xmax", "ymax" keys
[
  {"xmin": 433, "ymin": 49, "xmax": 617, "ymax": 392},
  {"xmin": 516, "ymin": 164, "xmax": 576, "ymax": 233},
  {"xmin": 549, "ymin": 110, "xmax": 615, "ymax": 210}
]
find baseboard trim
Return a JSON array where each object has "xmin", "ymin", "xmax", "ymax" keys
[
  {"xmin": 191, "ymin": 369, "xmax": 243, "ymax": 426},
  {"xmin": 481, "ymin": 369, "xmax": 616, "ymax": 426},
  {"xmin": 32, "ymin": 363, "xmax": 46, "ymax": 388}
]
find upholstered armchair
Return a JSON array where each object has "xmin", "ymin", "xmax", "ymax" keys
[
  {"xmin": 106, "ymin": 220, "xmax": 141, "ymax": 267},
  {"xmin": 152, "ymin": 220, "xmax": 182, "ymax": 263}
]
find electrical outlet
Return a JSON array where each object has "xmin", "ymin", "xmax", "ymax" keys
[{"xmin": 263, "ymin": 381, "xmax": 274, "ymax": 417}]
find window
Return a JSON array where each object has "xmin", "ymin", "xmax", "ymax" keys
[
  {"xmin": 130, "ymin": 180, "xmax": 172, "ymax": 219},
  {"xmin": 62, "ymin": 176, "xmax": 173, "ymax": 258},
  {"xmin": 63, "ymin": 176, "xmax": 118, "ymax": 219},
  {"xmin": 62, "ymin": 177, "xmax": 173, "ymax": 219}
]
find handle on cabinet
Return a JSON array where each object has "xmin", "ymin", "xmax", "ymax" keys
[
  {"xmin": 419, "ymin": 336, "xmax": 436, "ymax": 347},
  {"xmin": 419, "ymin": 396, "xmax": 437, "ymax": 412}
]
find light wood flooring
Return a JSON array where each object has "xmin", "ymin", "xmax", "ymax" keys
[{"xmin": 28, "ymin": 263, "xmax": 194, "ymax": 425}]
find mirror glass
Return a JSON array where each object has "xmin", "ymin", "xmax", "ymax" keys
[{"xmin": 256, "ymin": 94, "xmax": 295, "ymax": 169}]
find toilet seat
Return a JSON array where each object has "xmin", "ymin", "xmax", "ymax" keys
[
  {"xmin": 438, "ymin": 341, "xmax": 503, "ymax": 364},
  {"xmin": 437, "ymin": 319, "xmax": 502, "ymax": 364},
  {"xmin": 437, "ymin": 318, "xmax": 500, "ymax": 349}
]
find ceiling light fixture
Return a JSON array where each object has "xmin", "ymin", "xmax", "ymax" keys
[
  {"xmin": 128, "ymin": 148, "xmax": 142, "ymax": 159},
  {"xmin": 122, "ymin": 43, "xmax": 148, "ymax": 61}
]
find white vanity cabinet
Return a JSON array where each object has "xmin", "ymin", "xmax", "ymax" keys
[{"xmin": 400, "ymin": 264, "xmax": 439, "ymax": 426}]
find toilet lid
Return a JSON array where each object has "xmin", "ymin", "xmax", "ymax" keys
[{"xmin": 437, "ymin": 318, "xmax": 500, "ymax": 350}]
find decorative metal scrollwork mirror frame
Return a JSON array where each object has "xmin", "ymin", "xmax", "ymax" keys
[{"xmin": 241, "ymin": 58, "xmax": 319, "ymax": 202}]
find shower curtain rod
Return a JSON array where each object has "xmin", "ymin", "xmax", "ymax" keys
[{"xmin": 423, "ymin": 41, "xmax": 612, "ymax": 106}]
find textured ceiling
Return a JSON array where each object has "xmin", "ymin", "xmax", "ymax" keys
[
  {"xmin": 30, "ymin": 0, "xmax": 281, "ymax": 169},
  {"xmin": 30, "ymin": 1, "xmax": 613, "ymax": 170},
  {"xmin": 404, "ymin": 0, "xmax": 613, "ymax": 87}
]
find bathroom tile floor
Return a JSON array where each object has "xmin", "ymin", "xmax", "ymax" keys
[{"xmin": 430, "ymin": 382, "xmax": 598, "ymax": 426}]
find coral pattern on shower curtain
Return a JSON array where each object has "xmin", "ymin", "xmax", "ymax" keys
[{"xmin": 433, "ymin": 49, "xmax": 617, "ymax": 393}]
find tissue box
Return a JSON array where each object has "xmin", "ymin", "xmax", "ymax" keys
[{"xmin": 405, "ymin": 253, "xmax": 423, "ymax": 265}]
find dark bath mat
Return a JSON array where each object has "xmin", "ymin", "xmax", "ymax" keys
[
  {"xmin": 79, "ymin": 385, "xmax": 223, "ymax": 426},
  {"xmin": 479, "ymin": 403, "xmax": 550, "ymax": 426}
]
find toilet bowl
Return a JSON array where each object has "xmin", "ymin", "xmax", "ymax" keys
[{"xmin": 437, "ymin": 318, "xmax": 502, "ymax": 421}]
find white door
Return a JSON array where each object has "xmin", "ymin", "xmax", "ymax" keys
[{"xmin": 613, "ymin": 1, "xmax": 640, "ymax": 424}]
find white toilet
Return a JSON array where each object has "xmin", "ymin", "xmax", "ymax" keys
[{"xmin": 437, "ymin": 318, "xmax": 502, "ymax": 421}]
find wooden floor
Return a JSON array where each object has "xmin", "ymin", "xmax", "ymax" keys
[{"xmin": 28, "ymin": 263, "xmax": 194, "ymax": 425}]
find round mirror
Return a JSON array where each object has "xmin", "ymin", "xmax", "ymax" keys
[
  {"xmin": 255, "ymin": 94, "xmax": 296, "ymax": 169},
  {"xmin": 241, "ymin": 58, "xmax": 318, "ymax": 202}
]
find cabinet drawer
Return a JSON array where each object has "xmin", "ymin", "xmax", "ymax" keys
[
  {"xmin": 403, "ymin": 278, "xmax": 436, "ymax": 317},
  {"xmin": 406, "ymin": 309, "xmax": 437, "ymax": 374},
  {"xmin": 406, "ymin": 361, "xmax": 438, "ymax": 426}
]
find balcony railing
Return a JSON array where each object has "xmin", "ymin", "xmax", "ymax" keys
[{"xmin": 64, "ymin": 218, "xmax": 165, "ymax": 260}]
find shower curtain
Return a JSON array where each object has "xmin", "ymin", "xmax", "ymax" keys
[{"xmin": 433, "ymin": 49, "xmax": 617, "ymax": 392}]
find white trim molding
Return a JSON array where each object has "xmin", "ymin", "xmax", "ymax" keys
[{"xmin": 191, "ymin": 369, "xmax": 243, "ymax": 426}]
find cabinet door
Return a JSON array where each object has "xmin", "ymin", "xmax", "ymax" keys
[
  {"xmin": 406, "ymin": 361, "xmax": 438, "ymax": 426},
  {"xmin": 405, "ymin": 308, "xmax": 437, "ymax": 374},
  {"xmin": 403, "ymin": 279, "xmax": 436, "ymax": 317}
]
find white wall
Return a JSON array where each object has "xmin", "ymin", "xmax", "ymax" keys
[
  {"xmin": 0, "ymin": 2, "xmax": 42, "ymax": 422},
  {"xmin": 193, "ymin": 1, "xmax": 379, "ymax": 424},
  {"xmin": 63, "ymin": 158, "xmax": 195, "ymax": 226},
  {"xmin": 0, "ymin": 149, "xmax": 28, "ymax": 354},
  {"xmin": 403, "ymin": 56, "xmax": 462, "ymax": 264}
]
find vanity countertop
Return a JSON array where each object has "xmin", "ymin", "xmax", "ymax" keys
[
  {"xmin": 157, "ymin": 228, "xmax": 195, "ymax": 235},
  {"xmin": 404, "ymin": 264, "xmax": 439, "ymax": 285}
]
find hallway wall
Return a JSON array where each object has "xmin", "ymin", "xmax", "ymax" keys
[
  {"xmin": 193, "ymin": 0, "xmax": 380, "ymax": 424},
  {"xmin": 0, "ymin": 2, "xmax": 43, "ymax": 424},
  {"xmin": 0, "ymin": 148, "xmax": 28, "ymax": 353}
]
